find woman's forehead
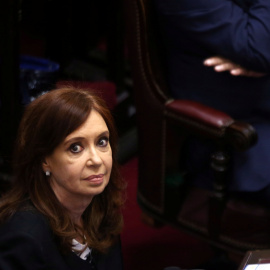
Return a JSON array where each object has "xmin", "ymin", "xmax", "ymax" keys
[{"xmin": 65, "ymin": 110, "xmax": 109, "ymax": 141}]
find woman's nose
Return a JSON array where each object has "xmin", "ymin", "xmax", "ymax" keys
[{"xmin": 86, "ymin": 148, "xmax": 102, "ymax": 166}]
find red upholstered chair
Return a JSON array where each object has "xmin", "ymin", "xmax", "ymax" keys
[{"xmin": 124, "ymin": 0, "xmax": 270, "ymax": 260}]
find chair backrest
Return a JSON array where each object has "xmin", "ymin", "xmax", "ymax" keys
[
  {"xmin": 124, "ymin": 0, "xmax": 270, "ymax": 257},
  {"xmin": 124, "ymin": 0, "xmax": 173, "ymax": 213},
  {"xmin": 125, "ymin": 0, "xmax": 169, "ymax": 103}
]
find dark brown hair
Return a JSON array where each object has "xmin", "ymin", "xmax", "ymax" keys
[{"xmin": 0, "ymin": 86, "xmax": 126, "ymax": 253}]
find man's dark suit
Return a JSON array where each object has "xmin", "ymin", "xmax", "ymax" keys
[
  {"xmin": 154, "ymin": 0, "xmax": 270, "ymax": 193},
  {"xmin": 0, "ymin": 207, "xmax": 123, "ymax": 270}
]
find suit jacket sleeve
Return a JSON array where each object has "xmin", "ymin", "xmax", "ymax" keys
[{"xmin": 155, "ymin": 0, "xmax": 270, "ymax": 72}]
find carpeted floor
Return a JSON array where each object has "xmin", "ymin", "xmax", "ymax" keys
[{"xmin": 120, "ymin": 157, "xmax": 219, "ymax": 270}]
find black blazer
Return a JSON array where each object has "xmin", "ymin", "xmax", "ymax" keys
[{"xmin": 0, "ymin": 207, "xmax": 123, "ymax": 270}]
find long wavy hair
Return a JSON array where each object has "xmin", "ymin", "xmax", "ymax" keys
[{"xmin": 0, "ymin": 86, "xmax": 126, "ymax": 253}]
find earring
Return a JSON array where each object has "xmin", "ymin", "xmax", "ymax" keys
[{"xmin": 45, "ymin": 171, "xmax": 50, "ymax": 176}]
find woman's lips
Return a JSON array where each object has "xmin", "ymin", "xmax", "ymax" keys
[{"xmin": 83, "ymin": 174, "xmax": 104, "ymax": 185}]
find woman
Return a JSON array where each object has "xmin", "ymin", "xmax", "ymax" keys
[{"xmin": 0, "ymin": 86, "xmax": 126, "ymax": 269}]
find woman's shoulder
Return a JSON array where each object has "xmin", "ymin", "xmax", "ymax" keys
[
  {"xmin": 0, "ymin": 203, "xmax": 71, "ymax": 270},
  {"xmin": 0, "ymin": 203, "xmax": 51, "ymax": 240}
]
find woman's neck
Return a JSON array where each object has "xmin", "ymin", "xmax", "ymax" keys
[
  {"xmin": 71, "ymin": 213, "xmax": 86, "ymax": 244},
  {"xmin": 51, "ymin": 185, "xmax": 92, "ymax": 224}
]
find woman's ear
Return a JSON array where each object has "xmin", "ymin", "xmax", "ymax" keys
[{"xmin": 42, "ymin": 158, "xmax": 51, "ymax": 174}]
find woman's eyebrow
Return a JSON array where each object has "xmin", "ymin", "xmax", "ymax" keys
[
  {"xmin": 63, "ymin": 131, "xmax": 110, "ymax": 146},
  {"xmin": 99, "ymin": 131, "xmax": 110, "ymax": 137},
  {"xmin": 63, "ymin": 137, "xmax": 84, "ymax": 146}
]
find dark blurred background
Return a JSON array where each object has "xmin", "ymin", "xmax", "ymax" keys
[{"xmin": 0, "ymin": 0, "xmax": 138, "ymax": 181}]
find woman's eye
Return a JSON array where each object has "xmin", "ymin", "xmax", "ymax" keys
[
  {"xmin": 69, "ymin": 144, "xmax": 83, "ymax": 153},
  {"xmin": 98, "ymin": 137, "xmax": 109, "ymax": 147}
]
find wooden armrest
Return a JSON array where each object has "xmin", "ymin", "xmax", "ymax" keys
[
  {"xmin": 166, "ymin": 99, "xmax": 234, "ymax": 128},
  {"xmin": 165, "ymin": 99, "xmax": 257, "ymax": 151}
]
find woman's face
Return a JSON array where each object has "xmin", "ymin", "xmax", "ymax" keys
[{"xmin": 43, "ymin": 110, "xmax": 112, "ymax": 208}]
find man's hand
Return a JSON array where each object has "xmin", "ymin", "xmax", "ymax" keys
[{"xmin": 204, "ymin": 56, "xmax": 267, "ymax": 78}]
